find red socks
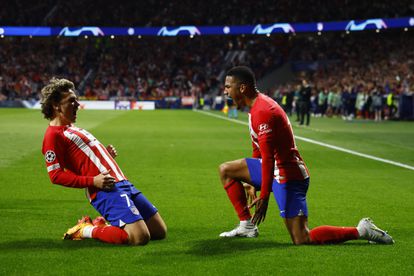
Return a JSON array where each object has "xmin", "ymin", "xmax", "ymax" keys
[
  {"xmin": 224, "ymin": 180, "xmax": 251, "ymax": 221},
  {"xmin": 309, "ymin": 226, "xmax": 359, "ymax": 244},
  {"xmin": 92, "ymin": 226, "xmax": 129, "ymax": 244}
]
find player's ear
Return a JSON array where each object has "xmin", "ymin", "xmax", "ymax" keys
[{"xmin": 239, "ymin": 83, "xmax": 246, "ymax": 94}]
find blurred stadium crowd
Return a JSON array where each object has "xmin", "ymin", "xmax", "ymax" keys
[
  {"xmin": 2, "ymin": 0, "xmax": 413, "ymax": 26},
  {"xmin": 1, "ymin": 1, "xmax": 413, "ymax": 120}
]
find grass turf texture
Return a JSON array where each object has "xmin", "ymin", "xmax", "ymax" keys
[{"xmin": 0, "ymin": 108, "xmax": 413, "ymax": 275}]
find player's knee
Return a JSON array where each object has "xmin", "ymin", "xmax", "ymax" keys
[
  {"xmin": 152, "ymin": 224, "xmax": 167, "ymax": 240},
  {"xmin": 218, "ymin": 162, "xmax": 231, "ymax": 181},
  {"xmin": 291, "ymin": 233, "xmax": 310, "ymax": 245},
  {"xmin": 292, "ymin": 238, "xmax": 306, "ymax": 245},
  {"xmin": 128, "ymin": 231, "xmax": 151, "ymax": 246},
  {"xmin": 125, "ymin": 224, "xmax": 151, "ymax": 246}
]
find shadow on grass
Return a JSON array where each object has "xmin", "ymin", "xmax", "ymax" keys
[
  {"xmin": 0, "ymin": 238, "xmax": 123, "ymax": 251},
  {"xmin": 184, "ymin": 238, "xmax": 382, "ymax": 257},
  {"xmin": 185, "ymin": 237, "xmax": 290, "ymax": 256}
]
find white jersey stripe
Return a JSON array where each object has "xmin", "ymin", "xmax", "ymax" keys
[
  {"xmin": 63, "ymin": 131, "xmax": 109, "ymax": 173},
  {"xmin": 96, "ymin": 143, "xmax": 125, "ymax": 180},
  {"xmin": 47, "ymin": 163, "xmax": 60, "ymax": 172}
]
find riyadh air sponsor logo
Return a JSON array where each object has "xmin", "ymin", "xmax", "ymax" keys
[
  {"xmin": 252, "ymin": 23, "xmax": 295, "ymax": 34},
  {"xmin": 157, "ymin": 26, "xmax": 201, "ymax": 36},
  {"xmin": 258, "ymin": 123, "xmax": 272, "ymax": 135},
  {"xmin": 59, "ymin": 27, "xmax": 104, "ymax": 36},
  {"xmin": 345, "ymin": 19, "xmax": 387, "ymax": 31},
  {"xmin": 45, "ymin": 150, "xmax": 56, "ymax": 163}
]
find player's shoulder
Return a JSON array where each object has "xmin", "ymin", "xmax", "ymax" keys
[
  {"xmin": 253, "ymin": 94, "xmax": 282, "ymax": 115},
  {"xmin": 44, "ymin": 125, "xmax": 68, "ymax": 140},
  {"xmin": 256, "ymin": 93, "xmax": 280, "ymax": 109}
]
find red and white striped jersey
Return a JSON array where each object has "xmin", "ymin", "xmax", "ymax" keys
[
  {"xmin": 249, "ymin": 93, "xmax": 309, "ymax": 199},
  {"xmin": 42, "ymin": 125, "xmax": 127, "ymax": 201}
]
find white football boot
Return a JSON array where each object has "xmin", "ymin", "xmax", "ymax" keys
[
  {"xmin": 219, "ymin": 221, "xmax": 258, "ymax": 238},
  {"xmin": 357, "ymin": 218, "xmax": 394, "ymax": 244}
]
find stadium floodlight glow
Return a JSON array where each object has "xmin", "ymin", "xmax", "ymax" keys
[
  {"xmin": 128, "ymin": 28, "xmax": 134, "ymax": 35},
  {"xmin": 317, "ymin": 23, "xmax": 324, "ymax": 31},
  {"xmin": 223, "ymin": 26, "xmax": 230, "ymax": 34}
]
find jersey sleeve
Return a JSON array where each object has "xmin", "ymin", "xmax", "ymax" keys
[
  {"xmin": 251, "ymin": 142, "xmax": 261, "ymax": 158},
  {"xmin": 42, "ymin": 130, "xmax": 94, "ymax": 188},
  {"xmin": 254, "ymin": 110, "xmax": 276, "ymax": 199}
]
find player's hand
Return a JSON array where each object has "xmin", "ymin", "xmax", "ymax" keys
[
  {"xmin": 243, "ymin": 183, "xmax": 257, "ymax": 206},
  {"xmin": 93, "ymin": 170, "xmax": 115, "ymax": 191},
  {"xmin": 106, "ymin": 144, "xmax": 117, "ymax": 158},
  {"xmin": 249, "ymin": 197, "xmax": 269, "ymax": 226}
]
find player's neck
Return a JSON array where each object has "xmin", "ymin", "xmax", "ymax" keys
[
  {"xmin": 245, "ymin": 90, "xmax": 259, "ymax": 108},
  {"xmin": 49, "ymin": 116, "xmax": 70, "ymax": 126}
]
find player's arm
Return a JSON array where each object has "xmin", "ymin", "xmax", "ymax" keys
[
  {"xmin": 43, "ymin": 134, "xmax": 114, "ymax": 189},
  {"xmin": 256, "ymin": 115, "xmax": 276, "ymax": 200},
  {"xmin": 252, "ymin": 142, "xmax": 261, "ymax": 158},
  {"xmin": 251, "ymin": 111, "xmax": 276, "ymax": 225}
]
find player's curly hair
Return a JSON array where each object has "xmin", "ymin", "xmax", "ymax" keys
[{"xmin": 40, "ymin": 78, "xmax": 75, "ymax": 120}]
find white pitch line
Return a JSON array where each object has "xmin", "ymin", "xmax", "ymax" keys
[{"xmin": 193, "ymin": 109, "xmax": 414, "ymax": 171}]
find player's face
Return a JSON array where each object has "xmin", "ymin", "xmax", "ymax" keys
[
  {"xmin": 224, "ymin": 76, "xmax": 244, "ymax": 109},
  {"xmin": 56, "ymin": 90, "xmax": 80, "ymax": 125}
]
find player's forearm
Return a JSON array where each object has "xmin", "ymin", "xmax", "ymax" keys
[
  {"xmin": 260, "ymin": 156, "xmax": 274, "ymax": 199},
  {"xmin": 49, "ymin": 171, "xmax": 94, "ymax": 188},
  {"xmin": 258, "ymin": 136, "xmax": 275, "ymax": 199},
  {"xmin": 252, "ymin": 142, "xmax": 261, "ymax": 158}
]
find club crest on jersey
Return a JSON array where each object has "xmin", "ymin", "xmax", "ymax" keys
[
  {"xmin": 258, "ymin": 123, "xmax": 272, "ymax": 135},
  {"xmin": 130, "ymin": 206, "xmax": 140, "ymax": 216},
  {"xmin": 45, "ymin": 150, "xmax": 56, "ymax": 163}
]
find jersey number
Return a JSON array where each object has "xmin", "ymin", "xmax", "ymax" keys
[{"xmin": 120, "ymin": 194, "xmax": 131, "ymax": 207}]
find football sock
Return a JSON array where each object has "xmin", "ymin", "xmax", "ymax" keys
[
  {"xmin": 91, "ymin": 226, "xmax": 129, "ymax": 244},
  {"xmin": 82, "ymin": 225, "xmax": 95, "ymax": 238},
  {"xmin": 240, "ymin": 220, "xmax": 255, "ymax": 228},
  {"xmin": 224, "ymin": 179, "xmax": 251, "ymax": 221},
  {"xmin": 309, "ymin": 226, "xmax": 359, "ymax": 244}
]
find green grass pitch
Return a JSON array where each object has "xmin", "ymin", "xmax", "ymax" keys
[{"xmin": 0, "ymin": 108, "xmax": 413, "ymax": 275}]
